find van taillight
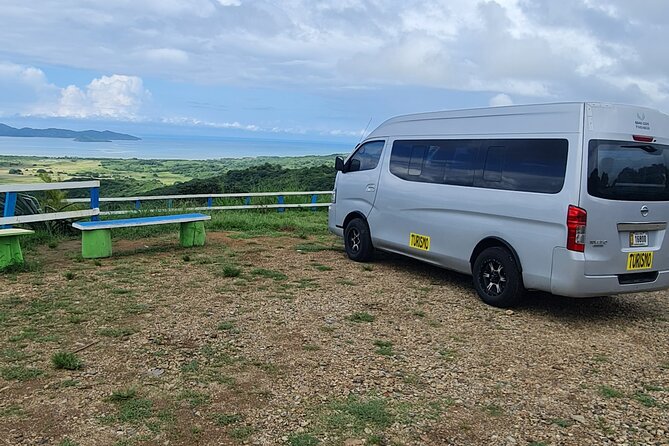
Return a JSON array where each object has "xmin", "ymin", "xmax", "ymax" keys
[
  {"xmin": 567, "ymin": 205, "xmax": 587, "ymax": 252},
  {"xmin": 633, "ymin": 135, "xmax": 654, "ymax": 143}
]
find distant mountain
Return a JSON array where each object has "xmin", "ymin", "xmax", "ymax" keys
[{"xmin": 0, "ymin": 123, "xmax": 140, "ymax": 141}]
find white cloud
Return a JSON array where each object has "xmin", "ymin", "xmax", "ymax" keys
[
  {"xmin": 144, "ymin": 48, "xmax": 190, "ymax": 64},
  {"xmin": 27, "ymin": 74, "xmax": 150, "ymax": 119},
  {"xmin": 1, "ymin": 0, "xmax": 669, "ymax": 121},
  {"xmin": 489, "ymin": 94, "xmax": 514, "ymax": 107}
]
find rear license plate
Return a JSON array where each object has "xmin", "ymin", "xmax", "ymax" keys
[
  {"xmin": 627, "ymin": 251, "xmax": 653, "ymax": 271},
  {"xmin": 629, "ymin": 232, "xmax": 648, "ymax": 247}
]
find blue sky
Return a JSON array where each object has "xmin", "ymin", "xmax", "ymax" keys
[{"xmin": 1, "ymin": 0, "xmax": 668, "ymax": 143}]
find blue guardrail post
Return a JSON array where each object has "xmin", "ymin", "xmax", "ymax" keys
[
  {"xmin": 207, "ymin": 197, "xmax": 213, "ymax": 208},
  {"xmin": 2, "ymin": 192, "xmax": 17, "ymax": 229},
  {"xmin": 245, "ymin": 196, "xmax": 251, "ymax": 206},
  {"xmin": 90, "ymin": 187, "xmax": 100, "ymax": 221},
  {"xmin": 277, "ymin": 195, "xmax": 285, "ymax": 213},
  {"xmin": 167, "ymin": 199, "xmax": 173, "ymax": 209},
  {"xmin": 135, "ymin": 200, "xmax": 141, "ymax": 211},
  {"xmin": 311, "ymin": 194, "xmax": 318, "ymax": 211}
]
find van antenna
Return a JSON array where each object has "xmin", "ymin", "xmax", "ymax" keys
[{"xmin": 359, "ymin": 117, "xmax": 373, "ymax": 144}]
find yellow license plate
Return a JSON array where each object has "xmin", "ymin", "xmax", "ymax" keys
[
  {"xmin": 626, "ymin": 251, "xmax": 653, "ymax": 271},
  {"xmin": 409, "ymin": 233, "xmax": 430, "ymax": 251}
]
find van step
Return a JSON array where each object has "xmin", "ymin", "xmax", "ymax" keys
[{"xmin": 617, "ymin": 271, "xmax": 658, "ymax": 285}]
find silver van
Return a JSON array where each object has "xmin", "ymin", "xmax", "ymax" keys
[{"xmin": 328, "ymin": 102, "xmax": 669, "ymax": 307}]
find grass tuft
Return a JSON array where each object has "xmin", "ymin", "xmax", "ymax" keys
[
  {"xmin": 52, "ymin": 352, "xmax": 83, "ymax": 370},
  {"xmin": 288, "ymin": 433, "xmax": 320, "ymax": 446},
  {"xmin": 1, "ymin": 366, "xmax": 43, "ymax": 381},
  {"xmin": 349, "ymin": 312, "xmax": 375, "ymax": 323},
  {"xmin": 599, "ymin": 385, "xmax": 624, "ymax": 399}
]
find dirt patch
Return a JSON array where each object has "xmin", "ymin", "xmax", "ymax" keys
[{"xmin": 1, "ymin": 232, "xmax": 668, "ymax": 445}]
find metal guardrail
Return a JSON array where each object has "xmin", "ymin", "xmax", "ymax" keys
[
  {"xmin": 2, "ymin": 184, "xmax": 333, "ymax": 224},
  {"xmin": 1, "ymin": 181, "xmax": 101, "ymax": 228},
  {"xmin": 66, "ymin": 190, "xmax": 334, "ymax": 216}
]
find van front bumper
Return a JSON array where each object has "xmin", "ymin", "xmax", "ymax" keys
[{"xmin": 550, "ymin": 247, "xmax": 669, "ymax": 297}]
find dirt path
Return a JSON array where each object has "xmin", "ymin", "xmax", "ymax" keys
[{"xmin": 1, "ymin": 232, "xmax": 668, "ymax": 445}]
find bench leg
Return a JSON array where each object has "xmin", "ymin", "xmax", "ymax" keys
[
  {"xmin": 0, "ymin": 235, "xmax": 25, "ymax": 270},
  {"xmin": 180, "ymin": 221, "xmax": 206, "ymax": 247},
  {"xmin": 82, "ymin": 229, "xmax": 112, "ymax": 258}
]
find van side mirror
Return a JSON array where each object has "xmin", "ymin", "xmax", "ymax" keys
[{"xmin": 335, "ymin": 156, "xmax": 345, "ymax": 172}]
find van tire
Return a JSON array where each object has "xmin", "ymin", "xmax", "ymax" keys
[
  {"xmin": 473, "ymin": 247, "xmax": 524, "ymax": 307},
  {"xmin": 344, "ymin": 218, "xmax": 374, "ymax": 262}
]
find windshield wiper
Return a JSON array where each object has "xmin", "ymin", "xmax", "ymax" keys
[{"xmin": 621, "ymin": 144, "xmax": 658, "ymax": 153}]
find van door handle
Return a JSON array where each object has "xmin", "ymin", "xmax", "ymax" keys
[{"xmin": 366, "ymin": 184, "xmax": 376, "ymax": 192}]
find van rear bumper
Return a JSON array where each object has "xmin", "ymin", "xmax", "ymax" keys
[
  {"xmin": 328, "ymin": 206, "xmax": 343, "ymax": 237},
  {"xmin": 550, "ymin": 247, "xmax": 669, "ymax": 297}
]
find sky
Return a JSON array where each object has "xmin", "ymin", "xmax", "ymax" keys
[{"xmin": 0, "ymin": 0, "xmax": 668, "ymax": 142}]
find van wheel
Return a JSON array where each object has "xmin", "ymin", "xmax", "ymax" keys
[
  {"xmin": 344, "ymin": 218, "xmax": 374, "ymax": 262},
  {"xmin": 473, "ymin": 247, "xmax": 524, "ymax": 308}
]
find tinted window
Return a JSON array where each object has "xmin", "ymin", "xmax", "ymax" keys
[
  {"xmin": 390, "ymin": 140, "xmax": 479, "ymax": 185},
  {"xmin": 480, "ymin": 139, "xmax": 568, "ymax": 193},
  {"xmin": 347, "ymin": 141, "xmax": 384, "ymax": 172},
  {"xmin": 390, "ymin": 138, "xmax": 568, "ymax": 194},
  {"xmin": 588, "ymin": 140, "xmax": 669, "ymax": 201}
]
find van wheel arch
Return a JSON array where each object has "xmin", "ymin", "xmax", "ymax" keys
[
  {"xmin": 343, "ymin": 212, "xmax": 368, "ymax": 232},
  {"xmin": 470, "ymin": 238, "xmax": 523, "ymax": 274}
]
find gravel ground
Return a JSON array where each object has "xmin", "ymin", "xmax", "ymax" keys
[{"xmin": 0, "ymin": 232, "xmax": 668, "ymax": 446}]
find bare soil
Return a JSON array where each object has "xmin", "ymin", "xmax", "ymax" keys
[{"xmin": 1, "ymin": 232, "xmax": 668, "ymax": 446}]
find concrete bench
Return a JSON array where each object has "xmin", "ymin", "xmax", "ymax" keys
[
  {"xmin": 72, "ymin": 213, "xmax": 211, "ymax": 258},
  {"xmin": 0, "ymin": 228, "xmax": 35, "ymax": 270}
]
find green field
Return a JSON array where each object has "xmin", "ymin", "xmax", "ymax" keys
[{"xmin": 0, "ymin": 154, "xmax": 343, "ymax": 187}]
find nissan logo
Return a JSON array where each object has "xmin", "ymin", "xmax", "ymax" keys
[{"xmin": 640, "ymin": 205, "xmax": 649, "ymax": 217}]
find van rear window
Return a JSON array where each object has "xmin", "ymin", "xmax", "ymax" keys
[{"xmin": 588, "ymin": 140, "xmax": 669, "ymax": 201}]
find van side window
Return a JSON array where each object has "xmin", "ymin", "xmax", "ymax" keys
[
  {"xmin": 347, "ymin": 141, "xmax": 384, "ymax": 172},
  {"xmin": 483, "ymin": 146, "xmax": 503, "ymax": 182},
  {"xmin": 390, "ymin": 138, "xmax": 568, "ymax": 194}
]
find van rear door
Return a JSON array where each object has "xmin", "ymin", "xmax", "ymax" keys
[{"xmin": 581, "ymin": 138, "xmax": 669, "ymax": 278}]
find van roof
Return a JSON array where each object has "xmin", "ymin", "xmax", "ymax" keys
[{"xmin": 365, "ymin": 102, "xmax": 667, "ymax": 140}]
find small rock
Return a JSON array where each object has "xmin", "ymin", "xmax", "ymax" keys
[
  {"xmin": 571, "ymin": 415, "xmax": 586, "ymax": 424},
  {"xmin": 505, "ymin": 310, "xmax": 514, "ymax": 316},
  {"xmin": 148, "ymin": 368, "xmax": 164, "ymax": 378},
  {"xmin": 343, "ymin": 440, "xmax": 365, "ymax": 446}
]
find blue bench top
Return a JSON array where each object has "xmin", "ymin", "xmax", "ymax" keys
[{"xmin": 72, "ymin": 213, "xmax": 211, "ymax": 231}]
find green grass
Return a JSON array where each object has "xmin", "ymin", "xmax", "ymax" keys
[
  {"xmin": 178, "ymin": 389, "xmax": 210, "ymax": 408},
  {"xmin": 59, "ymin": 439, "xmax": 79, "ymax": 446},
  {"xmin": 373, "ymin": 340, "xmax": 394, "ymax": 356},
  {"xmin": 98, "ymin": 327, "xmax": 135, "ymax": 338},
  {"xmin": 181, "ymin": 360, "xmax": 199, "ymax": 373},
  {"xmin": 221, "ymin": 265, "xmax": 242, "ymax": 278},
  {"xmin": 215, "ymin": 413, "xmax": 243, "ymax": 426},
  {"xmin": 599, "ymin": 385, "xmax": 624, "ymax": 398},
  {"xmin": 0, "ymin": 405, "xmax": 26, "ymax": 418},
  {"xmin": 229, "ymin": 425, "xmax": 254, "ymax": 441},
  {"xmin": 349, "ymin": 312, "xmax": 375, "ymax": 323},
  {"xmin": 251, "ymin": 268, "xmax": 287, "ymax": 281},
  {"xmin": 109, "ymin": 387, "xmax": 138, "ymax": 402},
  {"xmin": 483, "ymin": 404, "xmax": 504, "ymax": 416},
  {"xmin": 312, "ymin": 263, "xmax": 332, "ymax": 271},
  {"xmin": 633, "ymin": 391, "xmax": 658, "ymax": 407},
  {"xmin": 328, "ymin": 395, "xmax": 393, "ymax": 431},
  {"xmin": 218, "ymin": 321, "xmax": 235, "ymax": 331},
  {"xmin": 1, "ymin": 365, "xmax": 43, "ymax": 381},
  {"xmin": 52, "ymin": 352, "xmax": 83, "ymax": 370},
  {"xmin": 552, "ymin": 418, "xmax": 573, "ymax": 428}
]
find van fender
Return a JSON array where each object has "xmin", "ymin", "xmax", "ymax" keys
[
  {"xmin": 342, "ymin": 211, "xmax": 368, "ymax": 231},
  {"xmin": 469, "ymin": 237, "xmax": 523, "ymax": 274}
]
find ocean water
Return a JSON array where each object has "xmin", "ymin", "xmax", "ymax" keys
[{"xmin": 0, "ymin": 135, "xmax": 354, "ymax": 159}]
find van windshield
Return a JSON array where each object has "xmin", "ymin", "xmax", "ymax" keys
[{"xmin": 588, "ymin": 139, "xmax": 669, "ymax": 201}]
